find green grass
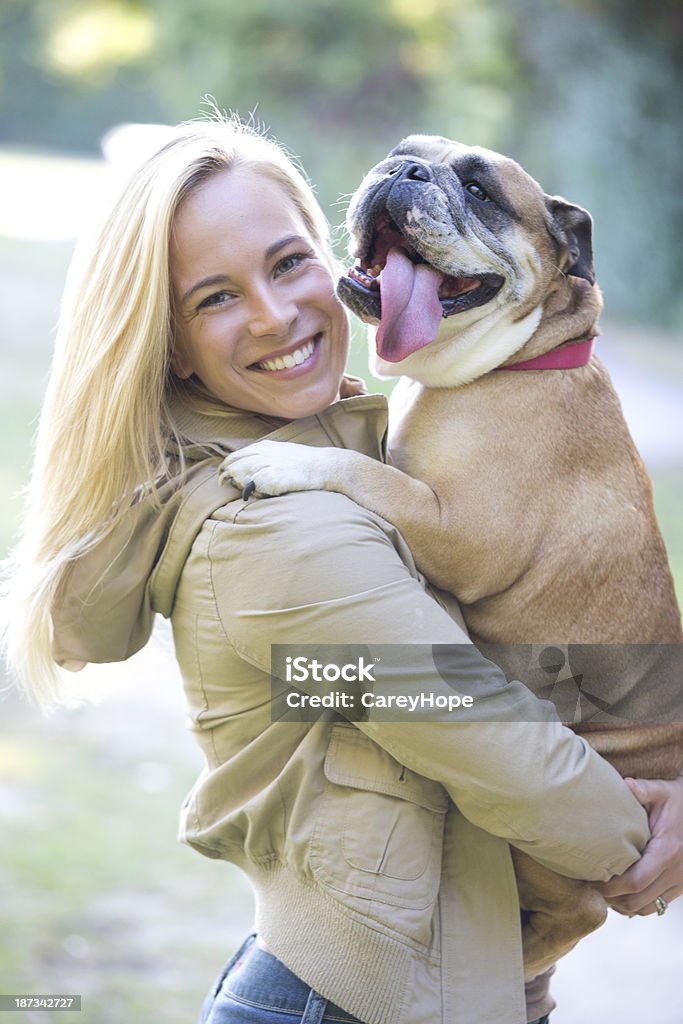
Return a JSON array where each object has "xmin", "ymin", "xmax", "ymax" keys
[{"xmin": 0, "ymin": 665, "xmax": 254, "ymax": 1024}]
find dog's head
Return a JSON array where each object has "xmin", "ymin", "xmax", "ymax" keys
[{"xmin": 337, "ymin": 135, "xmax": 597, "ymax": 386}]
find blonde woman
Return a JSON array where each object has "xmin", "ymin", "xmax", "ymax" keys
[{"xmin": 3, "ymin": 118, "xmax": 681, "ymax": 1024}]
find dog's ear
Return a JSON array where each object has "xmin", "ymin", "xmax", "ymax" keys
[{"xmin": 545, "ymin": 196, "xmax": 595, "ymax": 285}]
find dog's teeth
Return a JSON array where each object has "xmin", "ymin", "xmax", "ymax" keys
[{"xmin": 349, "ymin": 263, "xmax": 381, "ymax": 290}]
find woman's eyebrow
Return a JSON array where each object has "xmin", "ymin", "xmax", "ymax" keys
[
  {"xmin": 181, "ymin": 273, "xmax": 231, "ymax": 306},
  {"xmin": 181, "ymin": 235, "xmax": 310, "ymax": 306},
  {"xmin": 264, "ymin": 234, "xmax": 309, "ymax": 260}
]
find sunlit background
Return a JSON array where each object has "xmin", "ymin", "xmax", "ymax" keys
[{"xmin": 1, "ymin": 1, "xmax": 681, "ymax": 1021}]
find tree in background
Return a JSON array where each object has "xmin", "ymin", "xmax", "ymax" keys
[
  {"xmin": 504, "ymin": 0, "xmax": 683, "ymax": 325},
  {"xmin": 0, "ymin": 0, "xmax": 166, "ymax": 149},
  {"xmin": 0, "ymin": 0, "xmax": 680, "ymax": 326}
]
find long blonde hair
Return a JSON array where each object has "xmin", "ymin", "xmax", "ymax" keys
[{"xmin": 2, "ymin": 117, "xmax": 337, "ymax": 706}]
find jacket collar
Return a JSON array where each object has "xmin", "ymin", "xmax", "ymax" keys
[{"xmin": 169, "ymin": 389, "xmax": 390, "ymax": 463}]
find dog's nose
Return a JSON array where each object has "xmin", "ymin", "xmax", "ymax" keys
[{"xmin": 390, "ymin": 160, "xmax": 432, "ymax": 183}]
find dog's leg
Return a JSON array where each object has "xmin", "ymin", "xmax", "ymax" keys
[
  {"xmin": 221, "ymin": 438, "xmax": 445, "ymax": 552},
  {"xmin": 511, "ymin": 847, "xmax": 608, "ymax": 981}
]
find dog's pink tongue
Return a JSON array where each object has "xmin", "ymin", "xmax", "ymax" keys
[{"xmin": 376, "ymin": 247, "xmax": 443, "ymax": 363}]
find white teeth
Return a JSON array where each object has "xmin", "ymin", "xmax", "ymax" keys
[{"xmin": 258, "ymin": 338, "xmax": 315, "ymax": 372}]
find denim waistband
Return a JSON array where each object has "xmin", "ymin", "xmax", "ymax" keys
[{"xmin": 221, "ymin": 935, "xmax": 359, "ymax": 1022}]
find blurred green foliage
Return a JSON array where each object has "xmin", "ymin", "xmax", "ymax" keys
[{"xmin": 0, "ymin": 0, "xmax": 681, "ymax": 324}]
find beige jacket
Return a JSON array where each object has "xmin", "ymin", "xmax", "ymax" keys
[{"xmin": 52, "ymin": 390, "xmax": 649, "ymax": 1024}]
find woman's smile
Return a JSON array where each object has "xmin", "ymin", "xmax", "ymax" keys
[
  {"xmin": 249, "ymin": 334, "xmax": 320, "ymax": 374},
  {"xmin": 170, "ymin": 166, "xmax": 349, "ymax": 420}
]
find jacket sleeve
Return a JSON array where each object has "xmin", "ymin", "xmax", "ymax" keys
[{"xmin": 203, "ymin": 489, "xmax": 649, "ymax": 881}]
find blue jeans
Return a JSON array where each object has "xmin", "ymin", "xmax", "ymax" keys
[
  {"xmin": 199, "ymin": 935, "xmax": 361, "ymax": 1023},
  {"xmin": 199, "ymin": 934, "xmax": 551, "ymax": 1024}
]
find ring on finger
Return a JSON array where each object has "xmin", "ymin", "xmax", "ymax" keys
[{"xmin": 655, "ymin": 896, "xmax": 669, "ymax": 916}]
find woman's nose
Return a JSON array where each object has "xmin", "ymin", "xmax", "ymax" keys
[{"xmin": 247, "ymin": 286, "xmax": 297, "ymax": 338}]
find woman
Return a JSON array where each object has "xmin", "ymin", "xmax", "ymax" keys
[{"xmin": 3, "ymin": 118, "xmax": 681, "ymax": 1024}]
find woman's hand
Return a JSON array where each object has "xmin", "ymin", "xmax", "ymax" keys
[{"xmin": 595, "ymin": 775, "xmax": 683, "ymax": 917}]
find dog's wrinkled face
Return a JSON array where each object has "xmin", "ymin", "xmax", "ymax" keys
[{"xmin": 337, "ymin": 135, "xmax": 595, "ymax": 384}]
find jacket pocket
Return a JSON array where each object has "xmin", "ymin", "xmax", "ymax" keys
[{"xmin": 311, "ymin": 724, "xmax": 448, "ymax": 928}]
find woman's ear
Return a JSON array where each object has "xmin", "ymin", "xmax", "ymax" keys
[{"xmin": 171, "ymin": 338, "xmax": 194, "ymax": 380}]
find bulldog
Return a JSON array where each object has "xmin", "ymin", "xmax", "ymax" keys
[{"xmin": 223, "ymin": 136, "xmax": 683, "ymax": 977}]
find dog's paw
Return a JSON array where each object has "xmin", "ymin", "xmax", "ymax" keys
[{"xmin": 219, "ymin": 440, "xmax": 330, "ymax": 499}]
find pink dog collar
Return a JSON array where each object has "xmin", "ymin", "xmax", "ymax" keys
[{"xmin": 496, "ymin": 337, "xmax": 595, "ymax": 371}]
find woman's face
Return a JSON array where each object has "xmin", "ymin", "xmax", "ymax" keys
[{"xmin": 170, "ymin": 166, "xmax": 349, "ymax": 420}]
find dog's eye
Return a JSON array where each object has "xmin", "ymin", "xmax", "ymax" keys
[{"xmin": 464, "ymin": 181, "xmax": 490, "ymax": 202}]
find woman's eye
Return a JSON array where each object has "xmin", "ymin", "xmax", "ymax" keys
[
  {"xmin": 276, "ymin": 252, "xmax": 311, "ymax": 275},
  {"xmin": 464, "ymin": 180, "xmax": 491, "ymax": 202},
  {"xmin": 197, "ymin": 290, "xmax": 234, "ymax": 310}
]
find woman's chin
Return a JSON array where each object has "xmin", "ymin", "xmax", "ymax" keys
[{"xmin": 271, "ymin": 374, "xmax": 346, "ymax": 421}]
